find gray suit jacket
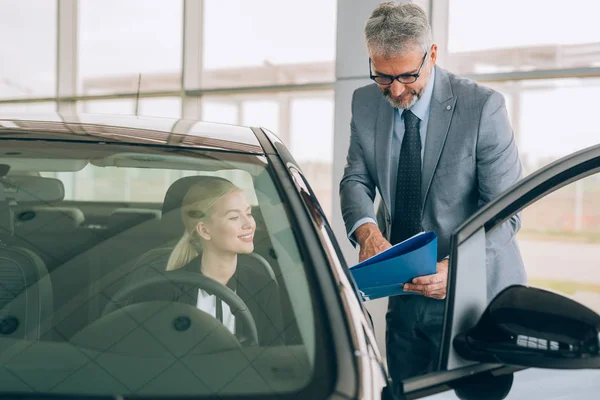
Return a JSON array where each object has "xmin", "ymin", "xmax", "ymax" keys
[{"xmin": 339, "ymin": 66, "xmax": 526, "ymax": 300}]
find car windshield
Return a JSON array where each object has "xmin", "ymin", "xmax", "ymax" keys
[{"xmin": 0, "ymin": 138, "xmax": 331, "ymax": 398}]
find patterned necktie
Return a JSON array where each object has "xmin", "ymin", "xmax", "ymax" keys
[{"xmin": 390, "ymin": 109, "xmax": 422, "ymax": 245}]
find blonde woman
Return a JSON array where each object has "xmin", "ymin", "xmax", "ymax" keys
[{"xmin": 159, "ymin": 176, "xmax": 282, "ymax": 346}]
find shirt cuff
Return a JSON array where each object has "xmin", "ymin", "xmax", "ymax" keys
[{"xmin": 348, "ymin": 217, "xmax": 378, "ymax": 246}]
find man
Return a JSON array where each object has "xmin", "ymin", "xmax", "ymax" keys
[{"xmin": 339, "ymin": 2, "xmax": 526, "ymax": 381}]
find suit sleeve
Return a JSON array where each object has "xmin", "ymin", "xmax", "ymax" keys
[
  {"xmin": 339, "ymin": 89, "xmax": 378, "ymax": 246},
  {"xmin": 476, "ymin": 91, "xmax": 523, "ymax": 253}
]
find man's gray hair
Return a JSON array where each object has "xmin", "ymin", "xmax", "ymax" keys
[{"xmin": 365, "ymin": 2, "xmax": 432, "ymax": 58}]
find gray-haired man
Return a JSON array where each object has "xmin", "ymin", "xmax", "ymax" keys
[{"xmin": 339, "ymin": 2, "xmax": 526, "ymax": 380}]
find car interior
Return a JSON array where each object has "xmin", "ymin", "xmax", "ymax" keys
[{"xmin": 0, "ymin": 140, "xmax": 325, "ymax": 396}]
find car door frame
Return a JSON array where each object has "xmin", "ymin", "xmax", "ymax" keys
[{"xmin": 397, "ymin": 144, "xmax": 600, "ymax": 399}]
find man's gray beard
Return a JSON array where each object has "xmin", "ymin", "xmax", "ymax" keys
[{"xmin": 384, "ymin": 90, "xmax": 421, "ymax": 109}]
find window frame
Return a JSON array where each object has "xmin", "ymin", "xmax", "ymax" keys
[{"xmin": 254, "ymin": 126, "xmax": 368, "ymax": 398}]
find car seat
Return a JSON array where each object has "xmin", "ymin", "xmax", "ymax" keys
[{"xmin": 0, "ymin": 176, "xmax": 57, "ymax": 340}]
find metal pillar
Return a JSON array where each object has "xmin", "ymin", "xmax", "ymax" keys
[
  {"xmin": 56, "ymin": 0, "xmax": 78, "ymax": 115},
  {"xmin": 181, "ymin": 0, "xmax": 204, "ymax": 119}
]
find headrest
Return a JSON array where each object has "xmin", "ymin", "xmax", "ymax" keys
[
  {"xmin": 161, "ymin": 176, "xmax": 217, "ymax": 235},
  {"xmin": 15, "ymin": 206, "xmax": 85, "ymax": 232},
  {"xmin": 0, "ymin": 176, "xmax": 64, "ymax": 203},
  {"xmin": 162, "ymin": 176, "xmax": 211, "ymax": 217}
]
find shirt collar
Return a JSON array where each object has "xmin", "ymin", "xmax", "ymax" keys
[{"xmin": 402, "ymin": 65, "xmax": 436, "ymax": 121}]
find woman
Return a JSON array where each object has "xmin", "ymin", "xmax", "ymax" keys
[{"xmin": 163, "ymin": 176, "xmax": 283, "ymax": 346}]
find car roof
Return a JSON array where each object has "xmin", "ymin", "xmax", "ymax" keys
[{"xmin": 0, "ymin": 113, "xmax": 266, "ymax": 154}]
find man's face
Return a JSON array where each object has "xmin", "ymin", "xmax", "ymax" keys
[{"xmin": 370, "ymin": 45, "xmax": 437, "ymax": 109}]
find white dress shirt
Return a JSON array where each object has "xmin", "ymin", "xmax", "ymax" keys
[{"xmin": 196, "ymin": 289, "xmax": 236, "ymax": 335}]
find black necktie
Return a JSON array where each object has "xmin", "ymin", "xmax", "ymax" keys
[{"xmin": 391, "ymin": 109, "xmax": 422, "ymax": 245}]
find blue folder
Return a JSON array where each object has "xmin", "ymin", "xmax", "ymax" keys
[{"xmin": 349, "ymin": 231, "xmax": 438, "ymax": 301}]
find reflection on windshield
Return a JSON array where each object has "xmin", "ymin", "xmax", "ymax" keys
[{"xmin": 0, "ymin": 143, "xmax": 324, "ymax": 397}]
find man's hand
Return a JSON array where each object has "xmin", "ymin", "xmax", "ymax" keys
[
  {"xmin": 403, "ymin": 258, "xmax": 449, "ymax": 299},
  {"xmin": 355, "ymin": 223, "xmax": 392, "ymax": 262}
]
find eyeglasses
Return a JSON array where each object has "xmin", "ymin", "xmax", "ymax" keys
[{"xmin": 369, "ymin": 51, "xmax": 428, "ymax": 85}]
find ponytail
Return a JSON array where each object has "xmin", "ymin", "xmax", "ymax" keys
[{"xmin": 166, "ymin": 231, "xmax": 198, "ymax": 271}]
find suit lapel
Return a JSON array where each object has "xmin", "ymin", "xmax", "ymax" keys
[
  {"xmin": 375, "ymin": 95, "xmax": 395, "ymax": 212},
  {"xmin": 422, "ymin": 66, "xmax": 456, "ymax": 205}
]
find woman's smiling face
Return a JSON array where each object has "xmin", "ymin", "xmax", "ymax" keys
[{"xmin": 197, "ymin": 190, "xmax": 256, "ymax": 255}]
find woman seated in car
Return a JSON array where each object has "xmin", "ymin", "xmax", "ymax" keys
[{"xmin": 164, "ymin": 176, "xmax": 283, "ymax": 346}]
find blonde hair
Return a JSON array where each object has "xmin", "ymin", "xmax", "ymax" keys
[{"xmin": 166, "ymin": 176, "xmax": 242, "ymax": 271}]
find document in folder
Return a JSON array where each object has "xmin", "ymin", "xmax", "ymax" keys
[{"xmin": 349, "ymin": 231, "xmax": 438, "ymax": 301}]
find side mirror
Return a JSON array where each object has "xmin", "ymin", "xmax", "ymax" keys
[{"xmin": 454, "ymin": 285, "xmax": 600, "ymax": 368}]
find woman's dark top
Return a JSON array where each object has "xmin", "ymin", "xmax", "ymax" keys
[{"xmin": 131, "ymin": 255, "xmax": 284, "ymax": 346}]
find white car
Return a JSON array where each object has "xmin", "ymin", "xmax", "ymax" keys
[{"xmin": 0, "ymin": 114, "xmax": 598, "ymax": 399}]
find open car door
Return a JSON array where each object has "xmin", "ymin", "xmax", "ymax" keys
[{"xmin": 395, "ymin": 143, "xmax": 600, "ymax": 400}]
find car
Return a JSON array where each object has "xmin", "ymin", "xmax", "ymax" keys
[{"xmin": 0, "ymin": 113, "xmax": 598, "ymax": 400}]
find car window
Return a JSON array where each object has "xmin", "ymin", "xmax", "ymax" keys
[
  {"xmin": 517, "ymin": 173, "xmax": 600, "ymax": 313},
  {"xmin": 424, "ymin": 170, "xmax": 600, "ymax": 399},
  {"xmin": 45, "ymin": 165, "xmax": 258, "ymax": 203},
  {"xmin": 0, "ymin": 140, "xmax": 331, "ymax": 398}
]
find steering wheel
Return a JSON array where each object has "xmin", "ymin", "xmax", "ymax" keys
[{"xmin": 102, "ymin": 270, "xmax": 259, "ymax": 347}]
